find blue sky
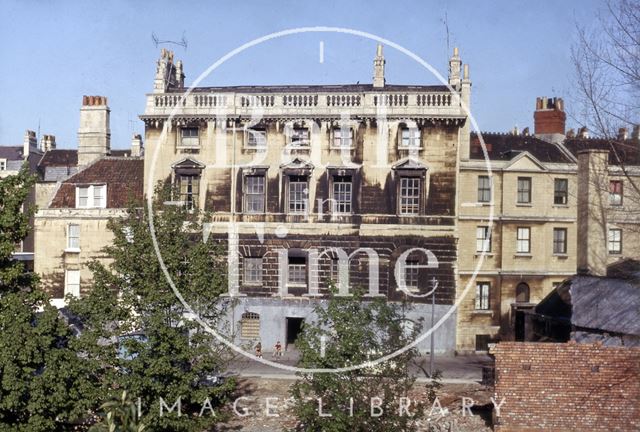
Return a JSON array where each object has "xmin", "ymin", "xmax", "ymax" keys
[{"xmin": 0, "ymin": 0, "xmax": 602, "ymax": 149}]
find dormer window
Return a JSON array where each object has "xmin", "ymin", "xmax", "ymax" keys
[
  {"xmin": 399, "ymin": 127, "xmax": 421, "ymax": 148},
  {"xmin": 76, "ymin": 185, "xmax": 106, "ymax": 209},
  {"xmin": 332, "ymin": 128, "xmax": 353, "ymax": 148},
  {"xmin": 246, "ymin": 128, "xmax": 267, "ymax": 148},
  {"xmin": 290, "ymin": 128, "xmax": 310, "ymax": 147},
  {"xmin": 180, "ymin": 127, "xmax": 199, "ymax": 148}
]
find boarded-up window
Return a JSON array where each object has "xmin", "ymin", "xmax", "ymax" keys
[{"xmin": 241, "ymin": 312, "xmax": 260, "ymax": 340}]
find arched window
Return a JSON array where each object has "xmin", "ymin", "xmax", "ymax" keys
[
  {"xmin": 516, "ymin": 282, "xmax": 530, "ymax": 303},
  {"xmin": 241, "ymin": 312, "xmax": 260, "ymax": 340}
]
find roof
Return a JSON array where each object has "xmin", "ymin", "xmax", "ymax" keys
[
  {"xmin": 469, "ymin": 132, "xmax": 573, "ymax": 163},
  {"xmin": 0, "ymin": 146, "xmax": 24, "ymax": 160},
  {"xmin": 570, "ymin": 275, "xmax": 640, "ymax": 336},
  {"xmin": 49, "ymin": 157, "xmax": 143, "ymax": 208},
  {"xmin": 173, "ymin": 84, "xmax": 450, "ymax": 94},
  {"xmin": 564, "ymin": 137, "xmax": 640, "ymax": 166},
  {"xmin": 38, "ymin": 149, "xmax": 133, "ymax": 182}
]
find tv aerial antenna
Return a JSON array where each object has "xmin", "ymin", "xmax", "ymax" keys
[{"xmin": 151, "ymin": 31, "xmax": 188, "ymax": 50}]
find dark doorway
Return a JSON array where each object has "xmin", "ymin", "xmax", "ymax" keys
[
  {"xmin": 515, "ymin": 310, "xmax": 526, "ymax": 341},
  {"xmin": 286, "ymin": 317, "xmax": 304, "ymax": 347}
]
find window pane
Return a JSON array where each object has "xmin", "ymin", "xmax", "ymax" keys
[
  {"xmin": 288, "ymin": 256, "xmax": 307, "ymax": 285},
  {"xmin": 68, "ymin": 224, "xmax": 80, "ymax": 249},
  {"xmin": 517, "ymin": 227, "xmax": 530, "ymax": 253},
  {"xmin": 179, "ymin": 175, "xmax": 200, "ymax": 210},
  {"xmin": 554, "ymin": 179, "xmax": 568, "ymax": 205},
  {"xmin": 94, "ymin": 185, "xmax": 106, "ymax": 208},
  {"xmin": 180, "ymin": 128, "xmax": 200, "ymax": 147},
  {"xmin": 399, "ymin": 177, "xmax": 420, "ymax": 215},
  {"xmin": 78, "ymin": 187, "xmax": 89, "ymax": 207},
  {"xmin": 291, "ymin": 128, "xmax": 309, "ymax": 146},
  {"xmin": 475, "ymin": 283, "xmax": 490, "ymax": 310},
  {"xmin": 247, "ymin": 130, "xmax": 266, "ymax": 147},
  {"xmin": 404, "ymin": 260, "xmax": 420, "ymax": 290},
  {"xmin": 517, "ymin": 178, "xmax": 531, "ymax": 203},
  {"xmin": 245, "ymin": 176, "xmax": 265, "ymax": 213},
  {"xmin": 553, "ymin": 228, "xmax": 567, "ymax": 254},
  {"xmin": 478, "ymin": 176, "xmax": 491, "ymax": 202},
  {"xmin": 244, "ymin": 257, "xmax": 262, "ymax": 284},
  {"xmin": 65, "ymin": 270, "xmax": 80, "ymax": 298},
  {"xmin": 609, "ymin": 181, "xmax": 623, "ymax": 205},
  {"xmin": 289, "ymin": 177, "xmax": 307, "ymax": 214},
  {"xmin": 608, "ymin": 229, "xmax": 622, "ymax": 253},
  {"xmin": 332, "ymin": 176, "xmax": 352, "ymax": 214},
  {"xmin": 476, "ymin": 226, "xmax": 491, "ymax": 252}
]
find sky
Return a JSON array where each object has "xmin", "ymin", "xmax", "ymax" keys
[{"xmin": 0, "ymin": 0, "xmax": 603, "ymax": 150}]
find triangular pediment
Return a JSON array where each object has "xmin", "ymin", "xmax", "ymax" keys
[
  {"xmin": 171, "ymin": 157, "xmax": 205, "ymax": 170},
  {"xmin": 280, "ymin": 157, "xmax": 314, "ymax": 170},
  {"xmin": 392, "ymin": 157, "xmax": 428, "ymax": 170},
  {"xmin": 504, "ymin": 152, "xmax": 547, "ymax": 172}
]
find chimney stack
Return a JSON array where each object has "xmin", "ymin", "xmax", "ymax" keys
[
  {"xmin": 78, "ymin": 95, "xmax": 110, "ymax": 166},
  {"xmin": 23, "ymin": 130, "xmax": 37, "ymax": 157},
  {"xmin": 578, "ymin": 126, "xmax": 589, "ymax": 139},
  {"xmin": 448, "ymin": 47, "xmax": 462, "ymax": 89},
  {"xmin": 40, "ymin": 134, "xmax": 56, "ymax": 152},
  {"xmin": 534, "ymin": 96, "xmax": 566, "ymax": 137},
  {"xmin": 372, "ymin": 44, "xmax": 385, "ymax": 88},
  {"xmin": 617, "ymin": 127, "xmax": 628, "ymax": 140},
  {"xmin": 131, "ymin": 134, "xmax": 143, "ymax": 157},
  {"xmin": 631, "ymin": 124, "xmax": 639, "ymax": 141},
  {"xmin": 577, "ymin": 150, "xmax": 609, "ymax": 276}
]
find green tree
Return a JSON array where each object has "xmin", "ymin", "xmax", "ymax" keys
[
  {"xmin": 290, "ymin": 288, "xmax": 428, "ymax": 432},
  {"xmin": 68, "ymin": 185, "xmax": 235, "ymax": 432},
  {"xmin": 89, "ymin": 391, "xmax": 147, "ymax": 432},
  {"xmin": 0, "ymin": 165, "xmax": 93, "ymax": 431}
]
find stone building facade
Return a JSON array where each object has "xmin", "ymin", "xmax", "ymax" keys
[
  {"xmin": 34, "ymin": 96, "xmax": 143, "ymax": 307},
  {"xmin": 0, "ymin": 130, "xmax": 45, "ymax": 269},
  {"xmin": 456, "ymin": 97, "xmax": 640, "ymax": 353},
  {"xmin": 140, "ymin": 47, "xmax": 472, "ymax": 353}
]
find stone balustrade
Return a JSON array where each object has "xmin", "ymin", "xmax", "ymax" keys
[{"xmin": 145, "ymin": 88, "xmax": 464, "ymax": 121}]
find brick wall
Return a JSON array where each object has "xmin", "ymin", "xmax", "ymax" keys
[{"xmin": 493, "ymin": 342, "xmax": 640, "ymax": 431}]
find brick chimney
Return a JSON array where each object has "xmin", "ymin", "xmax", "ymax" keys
[
  {"xmin": 78, "ymin": 95, "xmax": 110, "ymax": 166},
  {"xmin": 23, "ymin": 130, "xmax": 37, "ymax": 157},
  {"xmin": 577, "ymin": 149, "xmax": 609, "ymax": 276},
  {"xmin": 534, "ymin": 97, "xmax": 566, "ymax": 136}
]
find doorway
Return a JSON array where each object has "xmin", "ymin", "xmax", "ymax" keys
[{"xmin": 286, "ymin": 317, "xmax": 304, "ymax": 348}]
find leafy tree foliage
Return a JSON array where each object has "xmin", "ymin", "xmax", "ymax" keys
[
  {"xmin": 290, "ymin": 288, "xmax": 428, "ymax": 432},
  {"xmin": 68, "ymin": 185, "xmax": 235, "ymax": 431},
  {"xmin": 0, "ymin": 165, "xmax": 93, "ymax": 431}
]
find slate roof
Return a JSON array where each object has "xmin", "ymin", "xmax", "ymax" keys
[
  {"xmin": 564, "ymin": 137, "xmax": 640, "ymax": 166},
  {"xmin": 570, "ymin": 275, "xmax": 640, "ymax": 337},
  {"xmin": 49, "ymin": 157, "xmax": 144, "ymax": 209},
  {"xmin": 176, "ymin": 84, "xmax": 450, "ymax": 94},
  {"xmin": 0, "ymin": 146, "xmax": 24, "ymax": 160},
  {"xmin": 38, "ymin": 149, "xmax": 133, "ymax": 182},
  {"xmin": 469, "ymin": 132, "xmax": 573, "ymax": 163}
]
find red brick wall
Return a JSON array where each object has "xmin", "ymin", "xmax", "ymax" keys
[
  {"xmin": 493, "ymin": 342, "xmax": 640, "ymax": 431},
  {"xmin": 533, "ymin": 110, "xmax": 566, "ymax": 135}
]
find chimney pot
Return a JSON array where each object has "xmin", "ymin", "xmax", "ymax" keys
[
  {"xmin": 618, "ymin": 127, "xmax": 628, "ymax": 140},
  {"xmin": 632, "ymin": 124, "xmax": 640, "ymax": 140}
]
